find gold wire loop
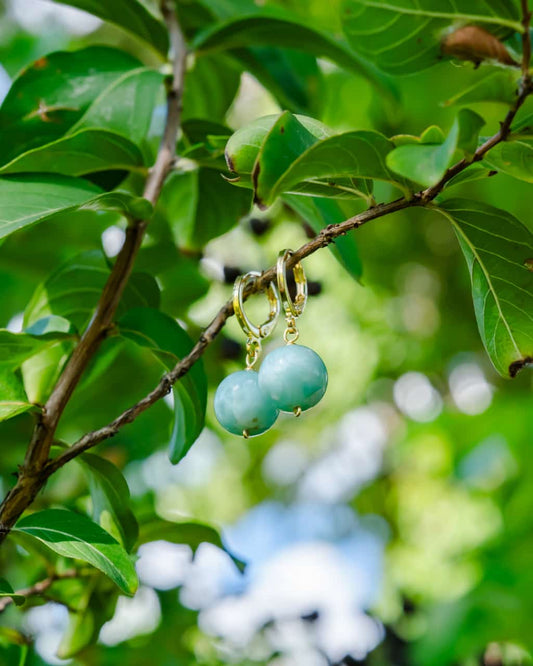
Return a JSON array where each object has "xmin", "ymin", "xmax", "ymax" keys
[
  {"xmin": 283, "ymin": 314, "xmax": 300, "ymax": 344},
  {"xmin": 233, "ymin": 271, "xmax": 281, "ymax": 342},
  {"xmin": 277, "ymin": 250, "xmax": 308, "ymax": 319},
  {"xmin": 245, "ymin": 337, "xmax": 261, "ymax": 369}
]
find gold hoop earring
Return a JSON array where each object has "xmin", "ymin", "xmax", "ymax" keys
[
  {"xmin": 276, "ymin": 250, "xmax": 307, "ymax": 344},
  {"xmin": 233, "ymin": 271, "xmax": 280, "ymax": 368}
]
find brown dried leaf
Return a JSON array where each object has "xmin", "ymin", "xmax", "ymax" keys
[{"xmin": 442, "ymin": 25, "xmax": 517, "ymax": 67}]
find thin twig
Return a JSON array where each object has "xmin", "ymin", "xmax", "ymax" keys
[
  {"xmin": 0, "ymin": 1, "xmax": 187, "ymax": 543},
  {"xmin": 0, "ymin": 569, "xmax": 78, "ymax": 613}
]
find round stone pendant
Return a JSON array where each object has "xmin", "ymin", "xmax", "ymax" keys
[{"xmin": 258, "ymin": 344, "xmax": 327, "ymax": 414}]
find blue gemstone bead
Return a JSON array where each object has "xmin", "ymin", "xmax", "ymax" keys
[
  {"xmin": 214, "ymin": 370, "xmax": 279, "ymax": 437},
  {"xmin": 258, "ymin": 344, "xmax": 328, "ymax": 413}
]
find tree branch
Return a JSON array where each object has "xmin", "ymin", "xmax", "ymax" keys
[
  {"xmin": 4, "ymin": 3, "xmax": 533, "ymax": 539},
  {"xmin": 0, "ymin": 569, "xmax": 78, "ymax": 613},
  {"xmin": 0, "ymin": 1, "xmax": 187, "ymax": 543}
]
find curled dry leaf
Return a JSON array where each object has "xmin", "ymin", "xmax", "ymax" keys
[{"xmin": 442, "ymin": 25, "xmax": 517, "ymax": 67}]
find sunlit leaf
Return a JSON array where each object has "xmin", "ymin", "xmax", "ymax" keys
[
  {"xmin": 387, "ymin": 110, "xmax": 485, "ymax": 187},
  {"xmin": 0, "ymin": 47, "xmax": 143, "ymax": 164},
  {"xmin": 342, "ymin": 0, "xmax": 522, "ymax": 74},
  {"xmin": 14, "ymin": 509, "xmax": 138, "ymax": 595},
  {"xmin": 79, "ymin": 453, "xmax": 139, "ymax": 552},
  {"xmin": 438, "ymin": 199, "xmax": 533, "ymax": 377},
  {"xmin": 0, "ymin": 130, "xmax": 145, "ymax": 177}
]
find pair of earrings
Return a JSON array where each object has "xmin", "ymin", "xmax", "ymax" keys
[{"xmin": 214, "ymin": 250, "xmax": 328, "ymax": 438}]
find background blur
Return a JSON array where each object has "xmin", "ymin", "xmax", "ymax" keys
[{"xmin": 1, "ymin": 0, "xmax": 533, "ymax": 664}]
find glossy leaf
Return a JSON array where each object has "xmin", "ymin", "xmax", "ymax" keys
[
  {"xmin": 69, "ymin": 69, "xmax": 164, "ymax": 144},
  {"xmin": 262, "ymin": 126, "xmax": 406, "ymax": 205},
  {"xmin": 24, "ymin": 251, "xmax": 159, "ymax": 331},
  {"xmin": 139, "ymin": 518, "xmax": 245, "ymax": 572},
  {"xmin": 117, "ymin": 308, "xmax": 208, "ymax": 464},
  {"xmin": 193, "ymin": 15, "xmax": 399, "ymax": 103},
  {"xmin": 387, "ymin": 110, "xmax": 485, "ymax": 187},
  {"xmin": 14, "ymin": 509, "xmax": 138, "ymax": 595},
  {"xmin": 342, "ymin": 0, "xmax": 522, "ymax": 74},
  {"xmin": 51, "ymin": 0, "xmax": 169, "ymax": 54},
  {"xmin": 79, "ymin": 453, "xmax": 139, "ymax": 552},
  {"xmin": 438, "ymin": 199, "xmax": 533, "ymax": 377},
  {"xmin": 483, "ymin": 136, "xmax": 533, "ymax": 182},
  {"xmin": 0, "ymin": 579, "xmax": 24, "ymax": 606},
  {"xmin": 0, "ymin": 47, "xmax": 143, "ymax": 164},
  {"xmin": 225, "ymin": 113, "xmax": 333, "ymax": 176},
  {"xmin": 0, "ymin": 130, "xmax": 145, "ymax": 177},
  {"xmin": 162, "ymin": 168, "xmax": 251, "ymax": 249},
  {"xmin": 284, "ymin": 195, "xmax": 363, "ymax": 281},
  {"xmin": 0, "ymin": 175, "xmax": 151, "ymax": 241},
  {"xmin": 0, "ymin": 328, "xmax": 73, "ymax": 369}
]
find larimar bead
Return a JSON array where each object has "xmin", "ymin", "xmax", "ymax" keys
[
  {"xmin": 258, "ymin": 344, "xmax": 327, "ymax": 413},
  {"xmin": 214, "ymin": 370, "xmax": 279, "ymax": 437}
]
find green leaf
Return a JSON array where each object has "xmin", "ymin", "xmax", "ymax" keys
[
  {"xmin": 233, "ymin": 47, "xmax": 322, "ymax": 114},
  {"xmin": 162, "ymin": 168, "xmax": 251, "ymax": 249},
  {"xmin": 14, "ymin": 509, "xmax": 138, "ymax": 595},
  {"xmin": 225, "ymin": 112, "xmax": 333, "ymax": 176},
  {"xmin": 69, "ymin": 69, "xmax": 164, "ymax": 144},
  {"xmin": 445, "ymin": 69, "xmax": 520, "ymax": 107},
  {"xmin": 438, "ymin": 199, "xmax": 533, "ymax": 377},
  {"xmin": 284, "ymin": 195, "xmax": 363, "ymax": 281},
  {"xmin": 0, "ymin": 174, "xmax": 151, "ymax": 241},
  {"xmin": 78, "ymin": 453, "xmax": 139, "ymax": 552},
  {"xmin": 227, "ymin": 112, "xmax": 405, "ymax": 205},
  {"xmin": 50, "ymin": 0, "xmax": 169, "ymax": 54},
  {"xmin": 387, "ymin": 110, "xmax": 485, "ymax": 187},
  {"xmin": 193, "ymin": 15, "xmax": 399, "ymax": 104},
  {"xmin": 21, "ymin": 252, "xmax": 159, "ymax": 404},
  {"xmin": 483, "ymin": 136, "xmax": 533, "ymax": 183},
  {"xmin": 262, "ymin": 126, "xmax": 406, "ymax": 205},
  {"xmin": 117, "ymin": 308, "xmax": 208, "ymax": 464},
  {"xmin": 0, "ymin": 370, "xmax": 33, "ymax": 422},
  {"xmin": 0, "ymin": 328, "xmax": 73, "ymax": 369},
  {"xmin": 182, "ymin": 55, "xmax": 241, "ymax": 123},
  {"xmin": 24, "ymin": 250, "xmax": 160, "ymax": 331},
  {"xmin": 342, "ymin": 0, "xmax": 522, "ymax": 74},
  {"xmin": 0, "ymin": 47, "xmax": 144, "ymax": 164},
  {"xmin": 0, "ymin": 579, "xmax": 24, "ymax": 606},
  {"xmin": 252, "ymin": 112, "xmax": 328, "ymax": 206},
  {"xmin": 0, "ymin": 130, "xmax": 145, "ymax": 177},
  {"xmin": 445, "ymin": 165, "xmax": 498, "ymax": 190},
  {"xmin": 139, "ymin": 518, "xmax": 245, "ymax": 572}
]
